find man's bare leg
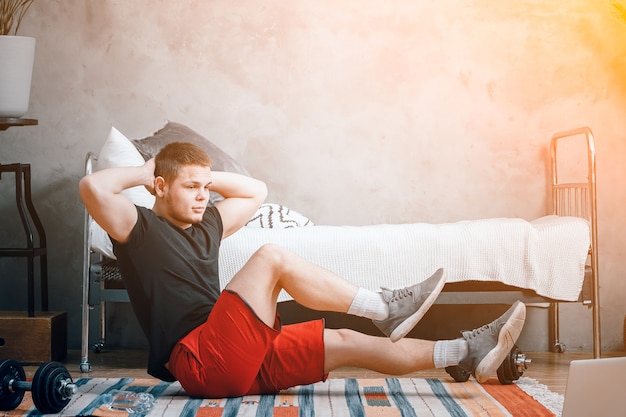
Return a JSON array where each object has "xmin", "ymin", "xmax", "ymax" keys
[
  {"xmin": 323, "ymin": 328, "xmax": 437, "ymax": 374},
  {"xmin": 225, "ymin": 244, "xmax": 362, "ymax": 326},
  {"xmin": 225, "ymin": 244, "xmax": 444, "ymax": 341}
]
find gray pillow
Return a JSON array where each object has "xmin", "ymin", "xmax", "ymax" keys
[
  {"xmin": 132, "ymin": 121, "xmax": 250, "ymax": 175},
  {"xmin": 132, "ymin": 122, "xmax": 250, "ymax": 203}
]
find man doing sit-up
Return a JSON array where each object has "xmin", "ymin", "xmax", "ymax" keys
[{"xmin": 79, "ymin": 141, "xmax": 526, "ymax": 399}]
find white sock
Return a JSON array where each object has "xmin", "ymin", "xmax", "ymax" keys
[
  {"xmin": 433, "ymin": 339, "xmax": 469, "ymax": 368},
  {"xmin": 347, "ymin": 288, "xmax": 389, "ymax": 321}
]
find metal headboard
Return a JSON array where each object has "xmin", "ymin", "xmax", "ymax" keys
[{"xmin": 550, "ymin": 126, "xmax": 600, "ymax": 358}]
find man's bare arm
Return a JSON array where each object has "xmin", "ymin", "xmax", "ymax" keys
[
  {"xmin": 79, "ymin": 159, "xmax": 156, "ymax": 244},
  {"xmin": 212, "ymin": 172, "xmax": 268, "ymax": 239}
]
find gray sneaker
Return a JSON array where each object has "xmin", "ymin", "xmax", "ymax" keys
[
  {"xmin": 458, "ymin": 300, "xmax": 526, "ymax": 383},
  {"xmin": 373, "ymin": 268, "xmax": 446, "ymax": 342}
]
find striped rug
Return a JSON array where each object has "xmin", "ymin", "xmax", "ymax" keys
[{"xmin": 2, "ymin": 376, "xmax": 563, "ymax": 416}]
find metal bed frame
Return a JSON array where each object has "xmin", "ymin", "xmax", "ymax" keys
[
  {"xmin": 551, "ymin": 127, "xmax": 600, "ymax": 358},
  {"xmin": 432, "ymin": 127, "xmax": 600, "ymax": 359},
  {"xmin": 79, "ymin": 127, "xmax": 600, "ymax": 373}
]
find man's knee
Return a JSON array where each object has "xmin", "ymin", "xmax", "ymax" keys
[
  {"xmin": 324, "ymin": 328, "xmax": 360, "ymax": 347},
  {"xmin": 250, "ymin": 243, "xmax": 288, "ymax": 269},
  {"xmin": 323, "ymin": 328, "xmax": 365, "ymax": 370}
]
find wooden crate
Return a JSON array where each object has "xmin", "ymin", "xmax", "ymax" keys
[{"xmin": 0, "ymin": 311, "xmax": 67, "ymax": 364}]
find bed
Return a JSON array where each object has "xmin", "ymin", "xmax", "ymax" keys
[{"xmin": 79, "ymin": 123, "xmax": 600, "ymax": 376}]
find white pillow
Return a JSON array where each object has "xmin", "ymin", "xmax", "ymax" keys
[
  {"xmin": 246, "ymin": 204, "xmax": 314, "ymax": 228},
  {"xmin": 89, "ymin": 127, "xmax": 155, "ymax": 259}
]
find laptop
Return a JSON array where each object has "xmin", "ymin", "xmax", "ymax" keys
[{"xmin": 561, "ymin": 356, "xmax": 626, "ymax": 417}]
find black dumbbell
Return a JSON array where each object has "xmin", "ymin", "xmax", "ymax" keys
[
  {"xmin": 0, "ymin": 359, "xmax": 77, "ymax": 414},
  {"xmin": 445, "ymin": 344, "xmax": 532, "ymax": 384}
]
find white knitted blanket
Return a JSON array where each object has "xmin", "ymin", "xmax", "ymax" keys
[{"xmin": 218, "ymin": 215, "xmax": 590, "ymax": 302}]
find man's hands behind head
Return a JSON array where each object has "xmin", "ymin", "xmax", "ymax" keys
[{"xmin": 143, "ymin": 158, "xmax": 156, "ymax": 195}]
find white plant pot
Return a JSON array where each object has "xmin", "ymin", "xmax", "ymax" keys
[{"xmin": 0, "ymin": 36, "xmax": 36, "ymax": 118}]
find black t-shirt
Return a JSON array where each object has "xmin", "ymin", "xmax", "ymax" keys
[{"xmin": 112, "ymin": 205, "xmax": 223, "ymax": 381}]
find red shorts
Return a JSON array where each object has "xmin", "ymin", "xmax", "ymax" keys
[{"xmin": 168, "ymin": 289, "xmax": 326, "ymax": 398}]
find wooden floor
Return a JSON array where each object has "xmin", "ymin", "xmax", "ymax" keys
[{"xmin": 22, "ymin": 350, "xmax": 625, "ymax": 396}]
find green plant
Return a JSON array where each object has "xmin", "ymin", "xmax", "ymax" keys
[{"xmin": 0, "ymin": 0, "xmax": 35, "ymax": 35}]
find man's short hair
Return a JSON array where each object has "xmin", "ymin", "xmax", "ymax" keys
[{"xmin": 155, "ymin": 142, "xmax": 213, "ymax": 182}]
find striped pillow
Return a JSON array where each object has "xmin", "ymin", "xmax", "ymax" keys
[{"xmin": 246, "ymin": 204, "xmax": 314, "ymax": 229}]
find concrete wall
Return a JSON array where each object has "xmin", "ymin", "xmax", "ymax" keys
[{"xmin": 1, "ymin": 0, "xmax": 625, "ymax": 353}]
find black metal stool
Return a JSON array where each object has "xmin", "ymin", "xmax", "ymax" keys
[{"xmin": 0, "ymin": 163, "xmax": 48, "ymax": 316}]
